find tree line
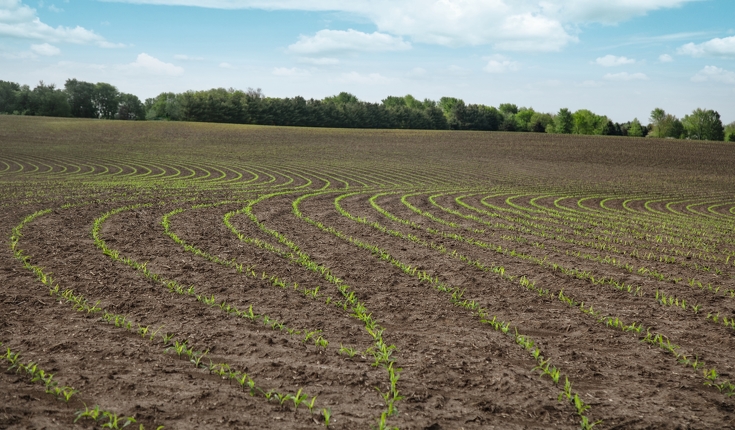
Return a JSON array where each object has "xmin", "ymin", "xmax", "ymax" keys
[{"xmin": 1, "ymin": 78, "xmax": 733, "ymax": 141}]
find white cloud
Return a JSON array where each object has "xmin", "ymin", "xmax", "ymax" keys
[
  {"xmin": 0, "ymin": 0, "xmax": 121, "ymax": 47},
  {"xmin": 542, "ymin": 0, "xmax": 696, "ymax": 23},
  {"xmin": 691, "ymin": 66, "xmax": 735, "ymax": 84},
  {"xmin": 174, "ymin": 54, "xmax": 204, "ymax": 61},
  {"xmin": 483, "ymin": 55, "xmax": 519, "ymax": 73},
  {"xmin": 595, "ymin": 54, "xmax": 635, "ymax": 67},
  {"xmin": 219, "ymin": 62, "xmax": 234, "ymax": 69},
  {"xmin": 107, "ymin": 0, "xmax": 698, "ymax": 51},
  {"xmin": 678, "ymin": 36, "xmax": 735, "ymax": 58},
  {"xmin": 272, "ymin": 67, "xmax": 310, "ymax": 77},
  {"xmin": 493, "ymin": 13, "xmax": 575, "ymax": 51},
  {"xmin": 339, "ymin": 71, "xmax": 392, "ymax": 85},
  {"xmin": 288, "ymin": 29, "xmax": 410, "ymax": 55},
  {"xmin": 48, "ymin": 5, "xmax": 63, "ymax": 13},
  {"xmin": 0, "ymin": 49, "xmax": 36, "ymax": 59},
  {"xmin": 296, "ymin": 56, "xmax": 339, "ymax": 65},
  {"xmin": 30, "ymin": 42, "xmax": 60, "ymax": 56},
  {"xmin": 603, "ymin": 72, "xmax": 649, "ymax": 81},
  {"xmin": 122, "ymin": 53, "xmax": 184, "ymax": 76},
  {"xmin": 658, "ymin": 54, "xmax": 673, "ymax": 62}
]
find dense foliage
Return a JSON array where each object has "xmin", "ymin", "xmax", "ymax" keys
[{"xmin": 0, "ymin": 79, "xmax": 731, "ymax": 141}]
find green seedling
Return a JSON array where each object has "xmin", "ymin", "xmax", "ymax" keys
[
  {"xmin": 322, "ymin": 408, "xmax": 332, "ymax": 427},
  {"xmin": 168, "ymin": 340, "xmax": 189, "ymax": 359},
  {"xmin": 148, "ymin": 325, "xmax": 164, "ymax": 342},
  {"xmin": 307, "ymin": 396, "xmax": 318, "ymax": 414},
  {"xmin": 162, "ymin": 333, "xmax": 175, "ymax": 345},
  {"xmin": 59, "ymin": 386, "xmax": 78, "ymax": 402},
  {"xmin": 243, "ymin": 305, "xmax": 258, "ymax": 321},
  {"xmin": 247, "ymin": 378, "xmax": 257, "ymax": 396},
  {"xmin": 275, "ymin": 392, "xmax": 293, "ymax": 409},
  {"xmin": 75, "ymin": 403, "xmax": 101, "ymax": 422},
  {"xmin": 137, "ymin": 325, "xmax": 149, "ymax": 337},
  {"xmin": 314, "ymin": 336, "xmax": 329, "ymax": 349},
  {"xmin": 190, "ymin": 349, "xmax": 208, "ymax": 368},
  {"xmin": 5, "ymin": 348, "xmax": 22, "ymax": 372},
  {"xmin": 292, "ymin": 388, "xmax": 308, "ymax": 411},
  {"xmin": 339, "ymin": 345, "xmax": 358, "ymax": 357},
  {"xmin": 236, "ymin": 373, "xmax": 249, "ymax": 392}
]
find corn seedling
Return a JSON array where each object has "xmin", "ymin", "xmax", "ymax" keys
[{"xmin": 322, "ymin": 408, "xmax": 332, "ymax": 427}]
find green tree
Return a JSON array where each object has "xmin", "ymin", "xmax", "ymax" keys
[
  {"xmin": 528, "ymin": 112, "xmax": 553, "ymax": 133},
  {"xmin": 514, "ymin": 107, "xmax": 535, "ymax": 132},
  {"xmin": 601, "ymin": 120, "xmax": 616, "ymax": 136},
  {"xmin": 649, "ymin": 108, "xmax": 684, "ymax": 138},
  {"xmin": 64, "ymin": 79, "xmax": 97, "ymax": 118},
  {"xmin": 555, "ymin": 108, "xmax": 573, "ymax": 134},
  {"xmin": 116, "ymin": 93, "xmax": 146, "ymax": 120},
  {"xmin": 649, "ymin": 108, "xmax": 666, "ymax": 137},
  {"xmin": 572, "ymin": 109, "xmax": 594, "ymax": 135},
  {"xmin": 498, "ymin": 103, "xmax": 518, "ymax": 115},
  {"xmin": 0, "ymin": 80, "xmax": 21, "ymax": 114},
  {"xmin": 571, "ymin": 109, "xmax": 608, "ymax": 135},
  {"xmin": 324, "ymin": 92, "xmax": 359, "ymax": 106},
  {"xmin": 447, "ymin": 99, "xmax": 467, "ymax": 130},
  {"xmin": 725, "ymin": 121, "xmax": 735, "ymax": 142},
  {"xmin": 438, "ymin": 97, "xmax": 462, "ymax": 118},
  {"xmin": 93, "ymin": 82, "xmax": 119, "ymax": 119},
  {"xmin": 463, "ymin": 104, "xmax": 499, "ymax": 131},
  {"xmin": 145, "ymin": 92, "xmax": 182, "ymax": 120},
  {"xmin": 627, "ymin": 118, "xmax": 644, "ymax": 137},
  {"xmin": 499, "ymin": 112, "xmax": 517, "ymax": 131},
  {"xmin": 403, "ymin": 94, "xmax": 426, "ymax": 110},
  {"xmin": 29, "ymin": 81, "xmax": 70, "ymax": 117},
  {"xmin": 381, "ymin": 96, "xmax": 407, "ymax": 109},
  {"xmin": 683, "ymin": 108, "xmax": 725, "ymax": 141}
]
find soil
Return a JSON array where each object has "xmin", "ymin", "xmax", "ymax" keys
[{"xmin": 1, "ymin": 116, "xmax": 735, "ymax": 429}]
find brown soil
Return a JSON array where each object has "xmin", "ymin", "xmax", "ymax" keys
[{"xmin": 1, "ymin": 116, "xmax": 735, "ymax": 429}]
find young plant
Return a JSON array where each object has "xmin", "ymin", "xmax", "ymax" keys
[
  {"xmin": 292, "ymin": 388, "xmax": 308, "ymax": 411},
  {"xmin": 322, "ymin": 408, "xmax": 332, "ymax": 427}
]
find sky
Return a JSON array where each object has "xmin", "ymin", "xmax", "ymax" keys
[{"xmin": 1, "ymin": 0, "xmax": 734, "ymax": 124}]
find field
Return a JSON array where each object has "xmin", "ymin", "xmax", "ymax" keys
[{"xmin": 1, "ymin": 115, "xmax": 735, "ymax": 430}]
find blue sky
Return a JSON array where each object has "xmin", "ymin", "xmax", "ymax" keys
[{"xmin": 1, "ymin": 0, "xmax": 734, "ymax": 124}]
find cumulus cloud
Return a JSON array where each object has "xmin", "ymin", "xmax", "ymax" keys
[
  {"xmin": 595, "ymin": 54, "xmax": 635, "ymax": 67},
  {"xmin": 691, "ymin": 65, "xmax": 735, "ymax": 84},
  {"xmin": 677, "ymin": 35, "xmax": 735, "ymax": 58},
  {"xmin": 603, "ymin": 72, "xmax": 648, "ymax": 81},
  {"xmin": 272, "ymin": 67, "xmax": 310, "ymax": 77},
  {"xmin": 483, "ymin": 55, "xmax": 519, "ymax": 73},
  {"xmin": 658, "ymin": 54, "xmax": 673, "ymax": 62},
  {"xmin": 30, "ymin": 42, "xmax": 60, "ymax": 56},
  {"xmin": 540, "ymin": 0, "xmax": 695, "ymax": 23},
  {"xmin": 287, "ymin": 29, "xmax": 410, "ymax": 55},
  {"xmin": 0, "ymin": 0, "xmax": 121, "ymax": 47},
  {"xmin": 339, "ymin": 71, "xmax": 392, "ymax": 84},
  {"xmin": 123, "ymin": 53, "xmax": 184, "ymax": 76},
  {"xmin": 106, "ymin": 0, "xmax": 698, "ymax": 51}
]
